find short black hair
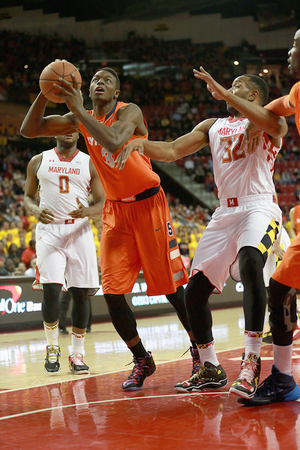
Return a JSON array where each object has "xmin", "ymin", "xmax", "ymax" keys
[
  {"xmin": 101, "ymin": 67, "xmax": 120, "ymax": 90},
  {"xmin": 244, "ymin": 74, "xmax": 269, "ymax": 105}
]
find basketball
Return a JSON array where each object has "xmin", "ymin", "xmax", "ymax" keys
[{"xmin": 39, "ymin": 60, "xmax": 82, "ymax": 103}]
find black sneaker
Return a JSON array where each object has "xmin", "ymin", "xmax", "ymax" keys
[
  {"xmin": 68, "ymin": 353, "xmax": 90, "ymax": 374},
  {"xmin": 190, "ymin": 347, "xmax": 201, "ymax": 376},
  {"xmin": 44, "ymin": 345, "xmax": 61, "ymax": 373},
  {"xmin": 230, "ymin": 352, "xmax": 261, "ymax": 399},
  {"xmin": 238, "ymin": 365, "xmax": 300, "ymax": 406},
  {"xmin": 174, "ymin": 361, "xmax": 227, "ymax": 392},
  {"xmin": 122, "ymin": 352, "xmax": 156, "ymax": 391}
]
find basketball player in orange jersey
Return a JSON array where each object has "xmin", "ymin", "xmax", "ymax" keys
[
  {"xmin": 24, "ymin": 132, "xmax": 103, "ymax": 374},
  {"xmin": 20, "ymin": 65, "xmax": 198, "ymax": 391},
  {"xmin": 117, "ymin": 68, "xmax": 288, "ymax": 400},
  {"xmin": 236, "ymin": 28, "xmax": 300, "ymax": 406}
]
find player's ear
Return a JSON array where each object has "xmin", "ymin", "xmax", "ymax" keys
[
  {"xmin": 249, "ymin": 89, "xmax": 259, "ymax": 102},
  {"xmin": 114, "ymin": 89, "xmax": 120, "ymax": 100}
]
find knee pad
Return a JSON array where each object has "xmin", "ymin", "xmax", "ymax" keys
[{"xmin": 269, "ymin": 279, "xmax": 297, "ymax": 332}]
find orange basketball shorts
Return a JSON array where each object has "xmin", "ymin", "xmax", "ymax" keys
[
  {"xmin": 272, "ymin": 232, "xmax": 300, "ymax": 290},
  {"xmin": 100, "ymin": 187, "xmax": 188, "ymax": 295}
]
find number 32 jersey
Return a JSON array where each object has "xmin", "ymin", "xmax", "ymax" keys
[
  {"xmin": 208, "ymin": 117, "xmax": 282, "ymax": 200},
  {"xmin": 37, "ymin": 148, "xmax": 91, "ymax": 224}
]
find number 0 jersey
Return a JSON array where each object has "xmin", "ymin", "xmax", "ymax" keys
[
  {"xmin": 37, "ymin": 148, "xmax": 91, "ymax": 224},
  {"xmin": 208, "ymin": 117, "xmax": 282, "ymax": 200}
]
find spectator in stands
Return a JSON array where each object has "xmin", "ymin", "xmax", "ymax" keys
[
  {"xmin": 281, "ymin": 169, "xmax": 292, "ymax": 186},
  {"xmin": 14, "ymin": 262, "xmax": 26, "ymax": 276},
  {"xmin": 25, "ymin": 257, "xmax": 36, "ymax": 276},
  {"xmin": 5, "ymin": 258, "xmax": 15, "ymax": 276},
  {"xmin": 0, "ymin": 260, "xmax": 8, "ymax": 276},
  {"xmin": 7, "ymin": 243, "xmax": 21, "ymax": 267},
  {"xmin": 21, "ymin": 239, "xmax": 36, "ymax": 269},
  {"xmin": 184, "ymin": 157, "xmax": 195, "ymax": 177},
  {"xmin": 0, "ymin": 221, "xmax": 10, "ymax": 240},
  {"xmin": 18, "ymin": 230, "xmax": 27, "ymax": 253},
  {"xmin": 0, "ymin": 240, "xmax": 7, "ymax": 264}
]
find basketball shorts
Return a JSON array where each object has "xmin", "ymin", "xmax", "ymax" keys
[
  {"xmin": 33, "ymin": 218, "xmax": 99, "ymax": 292},
  {"xmin": 100, "ymin": 187, "xmax": 189, "ymax": 296},
  {"xmin": 190, "ymin": 194, "xmax": 282, "ymax": 293},
  {"xmin": 272, "ymin": 231, "xmax": 300, "ymax": 290},
  {"xmin": 263, "ymin": 226, "xmax": 291, "ymax": 287}
]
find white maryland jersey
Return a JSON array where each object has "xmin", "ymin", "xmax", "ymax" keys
[
  {"xmin": 37, "ymin": 148, "xmax": 91, "ymax": 224},
  {"xmin": 208, "ymin": 117, "xmax": 282, "ymax": 200}
]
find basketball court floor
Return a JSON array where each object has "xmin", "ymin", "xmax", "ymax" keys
[{"xmin": 1, "ymin": 306, "xmax": 300, "ymax": 449}]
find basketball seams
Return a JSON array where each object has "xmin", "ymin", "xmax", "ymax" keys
[{"xmin": 39, "ymin": 61, "xmax": 82, "ymax": 103}]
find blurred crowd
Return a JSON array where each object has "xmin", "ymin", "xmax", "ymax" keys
[{"xmin": 0, "ymin": 31, "xmax": 300, "ymax": 274}]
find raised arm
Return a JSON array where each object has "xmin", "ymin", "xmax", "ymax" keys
[
  {"xmin": 194, "ymin": 67, "xmax": 288, "ymax": 139},
  {"xmin": 20, "ymin": 92, "xmax": 79, "ymax": 138},
  {"xmin": 48, "ymin": 74, "xmax": 146, "ymax": 154},
  {"xmin": 116, "ymin": 119, "xmax": 215, "ymax": 170}
]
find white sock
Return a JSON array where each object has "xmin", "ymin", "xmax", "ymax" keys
[
  {"xmin": 71, "ymin": 331, "xmax": 86, "ymax": 355},
  {"xmin": 44, "ymin": 322, "xmax": 59, "ymax": 346},
  {"xmin": 273, "ymin": 343, "xmax": 293, "ymax": 376},
  {"xmin": 197, "ymin": 340, "xmax": 220, "ymax": 366},
  {"xmin": 244, "ymin": 330, "xmax": 263, "ymax": 358}
]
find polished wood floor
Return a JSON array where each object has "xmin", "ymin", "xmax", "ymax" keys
[{"xmin": 1, "ymin": 307, "xmax": 300, "ymax": 449}]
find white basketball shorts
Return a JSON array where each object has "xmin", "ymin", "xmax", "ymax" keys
[
  {"xmin": 190, "ymin": 195, "xmax": 282, "ymax": 293},
  {"xmin": 33, "ymin": 218, "xmax": 99, "ymax": 291}
]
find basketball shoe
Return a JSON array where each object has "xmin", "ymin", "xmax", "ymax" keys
[
  {"xmin": 68, "ymin": 353, "xmax": 90, "ymax": 374},
  {"xmin": 174, "ymin": 361, "xmax": 227, "ymax": 393},
  {"xmin": 238, "ymin": 365, "xmax": 300, "ymax": 406},
  {"xmin": 44, "ymin": 345, "xmax": 61, "ymax": 373},
  {"xmin": 122, "ymin": 352, "xmax": 156, "ymax": 391},
  {"xmin": 230, "ymin": 352, "xmax": 261, "ymax": 399}
]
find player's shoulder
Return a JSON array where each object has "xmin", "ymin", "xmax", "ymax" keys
[
  {"xmin": 117, "ymin": 102, "xmax": 142, "ymax": 115},
  {"xmin": 193, "ymin": 117, "xmax": 217, "ymax": 133},
  {"xmin": 27, "ymin": 152, "xmax": 43, "ymax": 173}
]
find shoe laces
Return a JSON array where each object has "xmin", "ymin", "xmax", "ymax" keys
[
  {"xmin": 127, "ymin": 356, "xmax": 147, "ymax": 379},
  {"xmin": 70, "ymin": 353, "xmax": 85, "ymax": 366},
  {"xmin": 239, "ymin": 356, "xmax": 258, "ymax": 384},
  {"xmin": 46, "ymin": 346, "xmax": 59, "ymax": 363},
  {"xmin": 190, "ymin": 365, "xmax": 206, "ymax": 381}
]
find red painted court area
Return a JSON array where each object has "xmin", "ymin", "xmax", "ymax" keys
[{"xmin": 1, "ymin": 345, "xmax": 300, "ymax": 450}]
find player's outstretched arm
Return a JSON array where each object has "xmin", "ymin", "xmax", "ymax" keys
[
  {"xmin": 116, "ymin": 119, "xmax": 215, "ymax": 170},
  {"xmin": 194, "ymin": 66, "xmax": 288, "ymax": 139},
  {"xmin": 20, "ymin": 92, "xmax": 79, "ymax": 138}
]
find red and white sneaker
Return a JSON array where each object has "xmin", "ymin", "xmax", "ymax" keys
[
  {"xmin": 68, "ymin": 353, "xmax": 90, "ymax": 374},
  {"xmin": 230, "ymin": 352, "xmax": 261, "ymax": 399}
]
